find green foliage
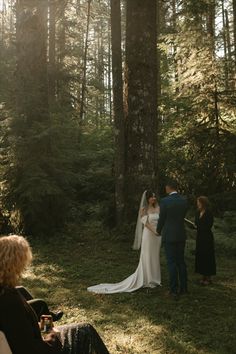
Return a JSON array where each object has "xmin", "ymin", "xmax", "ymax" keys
[
  {"xmin": 73, "ymin": 126, "xmax": 115, "ymax": 226},
  {"xmin": 1, "ymin": 110, "xmax": 80, "ymax": 236},
  {"xmin": 1, "ymin": 0, "xmax": 235, "ymax": 237},
  {"xmin": 158, "ymin": 6, "xmax": 236, "ymax": 209}
]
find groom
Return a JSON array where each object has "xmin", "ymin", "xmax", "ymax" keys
[{"xmin": 156, "ymin": 179, "xmax": 188, "ymax": 297}]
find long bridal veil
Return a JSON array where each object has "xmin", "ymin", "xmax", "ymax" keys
[
  {"xmin": 87, "ymin": 189, "xmax": 162, "ymax": 293},
  {"xmin": 132, "ymin": 190, "xmax": 148, "ymax": 250}
]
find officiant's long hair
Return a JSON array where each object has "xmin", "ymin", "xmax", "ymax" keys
[{"xmin": 197, "ymin": 196, "xmax": 211, "ymax": 211}]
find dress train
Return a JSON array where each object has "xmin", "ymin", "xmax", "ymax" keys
[{"xmin": 87, "ymin": 213, "xmax": 161, "ymax": 294}]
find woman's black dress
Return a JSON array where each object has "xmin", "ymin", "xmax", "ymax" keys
[
  {"xmin": 195, "ymin": 210, "xmax": 216, "ymax": 276},
  {"xmin": 0, "ymin": 287, "xmax": 110, "ymax": 354},
  {"xmin": 58, "ymin": 323, "xmax": 110, "ymax": 354}
]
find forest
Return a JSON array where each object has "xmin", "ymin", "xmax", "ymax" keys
[
  {"xmin": 0, "ymin": 1, "xmax": 236, "ymax": 354},
  {"xmin": 0, "ymin": 0, "xmax": 235, "ymax": 235}
]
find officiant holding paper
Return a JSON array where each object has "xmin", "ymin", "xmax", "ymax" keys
[
  {"xmin": 194, "ymin": 196, "xmax": 216, "ymax": 285},
  {"xmin": 184, "ymin": 218, "xmax": 196, "ymax": 230}
]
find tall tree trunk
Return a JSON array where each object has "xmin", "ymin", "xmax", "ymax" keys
[
  {"xmin": 9, "ymin": 0, "xmax": 15, "ymax": 35},
  {"xmin": 125, "ymin": 0, "xmax": 158, "ymax": 219},
  {"xmin": 172, "ymin": 0, "xmax": 178, "ymax": 93},
  {"xmin": 1, "ymin": 0, "xmax": 5, "ymax": 44},
  {"xmin": 156, "ymin": 0, "xmax": 161, "ymax": 193},
  {"xmin": 206, "ymin": 0, "xmax": 215, "ymax": 39},
  {"xmin": 76, "ymin": 0, "xmax": 81, "ymax": 15},
  {"xmin": 76, "ymin": 0, "xmax": 82, "ymax": 114},
  {"xmin": 15, "ymin": 0, "xmax": 51, "ymax": 234},
  {"xmin": 225, "ymin": 9, "xmax": 232, "ymax": 85},
  {"xmin": 111, "ymin": 0, "xmax": 125, "ymax": 224},
  {"xmin": 108, "ymin": 27, "xmax": 112, "ymax": 124},
  {"xmin": 16, "ymin": 0, "xmax": 49, "ymax": 124},
  {"xmin": 48, "ymin": 0, "xmax": 56, "ymax": 104},
  {"xmin": 225, "ymin": 8, "xmax": 231, "ymax": 57},
  {"xmin": 233, "ymin": 0, "xmax": 236, "ymax": 66},
  {"xmin": 94, "ymin": 28, "xmax": 99, "ymax": 127},
  {"xmin": 96, "ymin": 21, "xmax": 104, "ymax": 122},
  {"xmin": 80, "ymin": 0, "xmax": 92, "ymax": 125},
  {"xmin": 98, "ymin": 0, "xmax": 105, "ymax": 120},
  {"xmin": 221, "ymin": 0, "xmax": 229, "ymax": 90},
  {"xmin": 57, "ymin": 0, "xmax": 69, "ymax": 106},
  {"xmin": 207, "ymin": 1, "xmax": 221, "ymax": 193},
  {"xmin": 206, "ymin": 0, "xmax": 219, "ymax": 140}
]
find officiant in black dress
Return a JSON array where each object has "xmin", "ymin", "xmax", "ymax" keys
[{"xmin": 195, "ymin": 196, "xmax": 216, "ymax": 285}]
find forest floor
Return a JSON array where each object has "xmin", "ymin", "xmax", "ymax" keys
[{"xmin": 23, "ymin": 215, "xmax": 236, "ymax": 354}]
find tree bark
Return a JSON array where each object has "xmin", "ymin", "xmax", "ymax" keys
[
  {"xmin": 57, "ymin": 0, "xmax": 69, "ymax": 106},
  {"xmin": 80, "ymin": 0, "xmax": 92, "ymax": 125},
  {"xmin": 233, "ymin": 0, "xmax": 236, "ymax": 65},
  {"xmin": 98, "ymin": 2, "xmax": 105, "ymax": 121},
  {"xmin": 48, "ymin": 0, "xmax": 56, "ymax": 104},
  {"xmin": 125, "ymin": 0, "xmax": 158, "ymax": 219},
  {"xmin": 172, "ymin": 0, "xmax": 178, "ymax": 92},
  {"xmin": 15, "ymin": 0, "xmax": 51, "ymax": 234},
  {"xmin": 111, "ymin": 0, "xmax": 125, "ymax": 224},
  {"xmin": 221, "ymin": 0, "xmax": 229, "ymax": 90},
  {"xmin": 108, "ymin": 27, "xmax": 112, "ymax": 124},
  {"xmin": 156, "ymin": 0, "xmax": 161, "ymax": 193},
  {"xmin": 225, "ymin": 8, "xmax": 233, "ymax": 86},
  {"xmin": 1, "ymin": 0, "xmax": 5, "ymax": 44},
  {"xmin": 16, "ymin": 0, "xmax": 49, "ymax": 124},
  {"xmin": 206, "ymin": 0, "xmax": 215, "ymax": 39}
]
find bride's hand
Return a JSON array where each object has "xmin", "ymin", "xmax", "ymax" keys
[{"xmin": 140, "ymin": 207, "xmax": 146, "ymax": 217}]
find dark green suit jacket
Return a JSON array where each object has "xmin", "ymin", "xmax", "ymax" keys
[{"xmin": 156, "ymin": 193, "xmax": 188, "ymax": 243}]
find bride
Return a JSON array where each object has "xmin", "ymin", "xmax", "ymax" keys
[{"xmin": 87, "ymin": 190, "xmax": 162, "ymax": 294}]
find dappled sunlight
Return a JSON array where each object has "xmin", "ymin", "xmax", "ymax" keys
[
  {"xmin": 0, "ymin": 0, "xmax": 235, "ymax": 353},
  {"xmin": 108, "ymin": 328, "xmax": 163, "ymax": 354},
  {"xmin": 22, "ymin": 259, "xmax": 74, "ymax": 303},
  {"xmin": 23, "ymin": 262, "xmax": 66, "ymax": 285},
  {"xmin": 18, "ymin": 220, "xmax": 236, "ymax": 354}
]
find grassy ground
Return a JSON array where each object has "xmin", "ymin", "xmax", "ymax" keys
[{"xmin": 22, "ymin": 218, "xmax": 236, "ymax": 354}]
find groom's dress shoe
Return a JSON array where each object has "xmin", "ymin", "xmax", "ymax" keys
[
  {"xmin": 50, "ymin": 311, "xmax": 64, "ymax": 321},
  {"xmin": 179, "ymin": 288, "xmax": 189, "ymax": 295},
  {"xmin": 166, "ymin": 291, "xmax": 179, "ymax": 300},
  {"xmin": 171, "ymin": 293, "xmax": 179, "ymax": 301},
  {"xmin": 179, "ymin": 290, "xmax": 189, "ymax": 296}
]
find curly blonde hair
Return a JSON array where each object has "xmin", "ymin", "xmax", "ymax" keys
[{"xmin": 0, "ymin": 235, "xmax": 32, "ymax": 288}]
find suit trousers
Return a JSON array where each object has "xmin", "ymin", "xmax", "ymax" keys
[{"xmin": 164, "ymin": 241, "xmax": 188, "ymax": 294}]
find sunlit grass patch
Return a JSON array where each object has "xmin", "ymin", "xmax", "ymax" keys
[{"xmin": 22, "ymin": 220, "xmax": 236, "ymax": 354}]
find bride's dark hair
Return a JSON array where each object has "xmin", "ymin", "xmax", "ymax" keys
[{"xmin": 146, "ymin": 190, "xmax": 157, "ymax": 207}]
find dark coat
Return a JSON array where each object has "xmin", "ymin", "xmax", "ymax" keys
[
  {"xmin": 195, "ymin": 210, "xmax": 216, "ymax": 276},
  {"xmin": 156, "ymin": 193, "xmax": 188, "ymax": 243},
  {"xmin": 0, "ymin": 286, "xmax": 61, "ymax": 354}
]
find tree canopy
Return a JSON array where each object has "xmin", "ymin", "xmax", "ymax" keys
[{"xmin": 0, "ymin": 0, "xmax": 235, "ymax": 236}]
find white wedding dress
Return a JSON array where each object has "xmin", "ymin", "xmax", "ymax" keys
[{"xmin": 87, "ymin": 212, "xmax": 161, "ymax": 294}]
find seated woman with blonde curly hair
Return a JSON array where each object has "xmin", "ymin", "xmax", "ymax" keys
[{"xmin": 0, "ymin": 235, "xmax": 110, "ymax": 354}]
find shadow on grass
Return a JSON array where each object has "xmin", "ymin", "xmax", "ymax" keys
[{"xmin": 23, "ymin": 224, "xmax": 236, "ymax": 354}]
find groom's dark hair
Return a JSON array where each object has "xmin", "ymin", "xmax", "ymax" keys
[{"xmin": 165, "ymin": 178, "xmax": 178, "ymax": 190}]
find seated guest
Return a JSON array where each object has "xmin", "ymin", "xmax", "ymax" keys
[
  {"xmin": 0, "ymin": 235, "xmax": 110, "ymax": 354},
  {"xmin": 16, "ymin": 286, "xmax": 63, "ymax": 322},
  {"xmin": 195, "ymin": 196, "xmax": 216, "ymax": 285}
]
